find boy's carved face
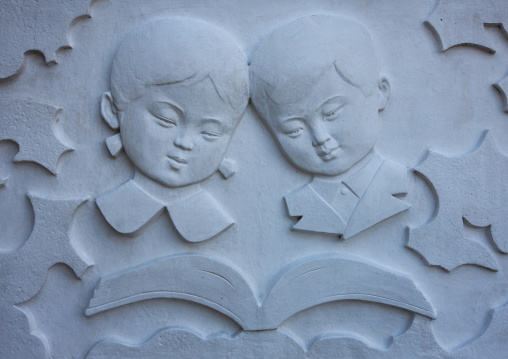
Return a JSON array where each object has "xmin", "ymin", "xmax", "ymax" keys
[
  {"xmin": 119, "ymin": 77, "xmax": 238, "ymax": 187},
  {"xmin": 264, "ymin": 66, "xmax": 381, "ymax": 177}
]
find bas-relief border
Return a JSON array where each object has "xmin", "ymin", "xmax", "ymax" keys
[{"xmin": 1, "ymin": 1, "xmax": 508, "ymax": 358}]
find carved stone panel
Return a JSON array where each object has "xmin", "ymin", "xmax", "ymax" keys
[{"xmin": 1, "ymin": 1, "xmax": 508, "ymax": 358}]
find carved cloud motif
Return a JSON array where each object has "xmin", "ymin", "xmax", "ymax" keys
[
  {"xmin": 0, "ymin": 99, "xmax": 73, "ymax": 174},
  {"xmin": 0, "ymin": 0, "xmax": 92, "ymax": 79},
  {"xmin": 85, "ymin": 303, "xmax": 508, "ymax": 358},
  {"xmin": 409, "ymin": 130, "xmax": 508, "ymax": 271}
]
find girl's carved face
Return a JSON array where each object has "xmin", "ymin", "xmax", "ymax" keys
[{"xmin": 120, "ymin": 77, "xmax": 237, "ymax": 187}]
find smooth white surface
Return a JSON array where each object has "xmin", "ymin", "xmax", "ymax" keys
[{"xmin": 1, "ymin": 1, "xmax": 508, "ymax": 358}]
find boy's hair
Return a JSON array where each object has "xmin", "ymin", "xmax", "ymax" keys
[
  {"xmin": 110, "ymin": 17, "xmax": 249, "ymax": 119},
  {"xmin": 249, "ymin": 15, "xmax": 379, "ymax": 121}
]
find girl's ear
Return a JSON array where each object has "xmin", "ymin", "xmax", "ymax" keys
[
  {"xmin": 101, "ymin": 91, "xmax": 120, "ymax": 129},
  {"xmin": 377, "ymin": 76, "xmax": 391, "ymax": 111}
]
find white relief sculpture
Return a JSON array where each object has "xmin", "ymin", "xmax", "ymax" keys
[
  {"xmin": 249, "ymin": 15, "xmax": 410, "ymax": 239},
  {"xmin": 97, "ymin": 18, "xmax": 249, "ymax": 242},
  {"xmin": 2, "ymin": 1, "xmax": 508, "ymax": 357}
]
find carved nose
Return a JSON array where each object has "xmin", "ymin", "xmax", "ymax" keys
[
  {"xmin": 311, "ymin": 126, "xmax": 331, "ymax": 147},
  {"xmin": 174, "ymin": 137, "xmax": 194, "ymax": 151}
]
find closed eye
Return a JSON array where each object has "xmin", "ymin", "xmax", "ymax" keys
[
  {"xmin": 155, "ymin": 117, "xmax": 176, "ymax": 128},
  {"xmin": 324, "ymin": 105, "xmax": 343, "ymax": 120},
  {"xmin": 280, "ymin": 118, "xmax": 305, "ymax": 138},
  {"xmin": 201, "ymin": 131, "xmax": 221, "ymax": 140},
  {"xmin": 148, "ymin": 101, "xmax": 181, "ymax": 128},
  {"xmin": 284, "ymin": 127, "xmax": 304, "ymax": 138},
  {"xmin": 200, "ymin": 119, "xmax": 224, "ymax": 141}
]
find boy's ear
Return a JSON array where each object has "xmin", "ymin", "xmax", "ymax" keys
[
  {"xmin": 377, "ymin": 76, "xmax": 391, "ymax": 111},
  {"xmin": 101, "ymin": 91, "xmax": 120, "ymax": 129}
]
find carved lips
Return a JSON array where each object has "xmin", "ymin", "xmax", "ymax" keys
[
  {"xmin": 317, "ymin": 145, "xmax": 339, "ymax": 161},
  {"xmin": 167, "ymin": 155, "xmax": 188, "ymax": 170}
]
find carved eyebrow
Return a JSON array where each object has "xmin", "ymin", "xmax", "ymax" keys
[
  {"xmin": 153, "ymin": 100, "xmax": 184, "ymax": 117},
  {"xmin": 199, "ymin": 118, "xmax": 225, "ymax": 127},
  {"xmin": 319, "ymin": 96, "xmax": 347, "ymax": 110},
  {"xmin": 276, "ymin": 96, "xmax": 347, "ymax": 124},
  {"xmin": 278, "ymin": 116, "xmax": 305, "ymax": 126}
]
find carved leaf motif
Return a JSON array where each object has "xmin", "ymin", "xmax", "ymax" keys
[
  {"xmin": 0, "ymin": 98, "xmax": 73, "ymax": 174},
  {"xmin": 0, "ymin": 195, "xmax": 92, "ymax": 304},
  {"xmin": 426, "ymin": 0, "xmax": 508, "ymax": 53},
  {"xmin": 0, "ymin": 195, "xmax": 92, "ymax": 358},
  {"xmin": 426, "ymin": 0, "xmax": 508, "ymax": 113},
  {"xmin": 0, "ymin": 0, "xmax": 92, "ymax": 79},
  {"xmin": 408, "ymin": 130, "xmax": 508, "ymax": 271}
]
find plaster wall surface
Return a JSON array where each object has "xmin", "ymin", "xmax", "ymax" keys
[{"xmin": 1, "ymin": 1, "xmax": 508, "ymax": 358}]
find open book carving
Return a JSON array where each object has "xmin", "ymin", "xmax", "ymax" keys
[{"xmin": 86, "ymin": 254, "xmax": 435, "ymax": 330}]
